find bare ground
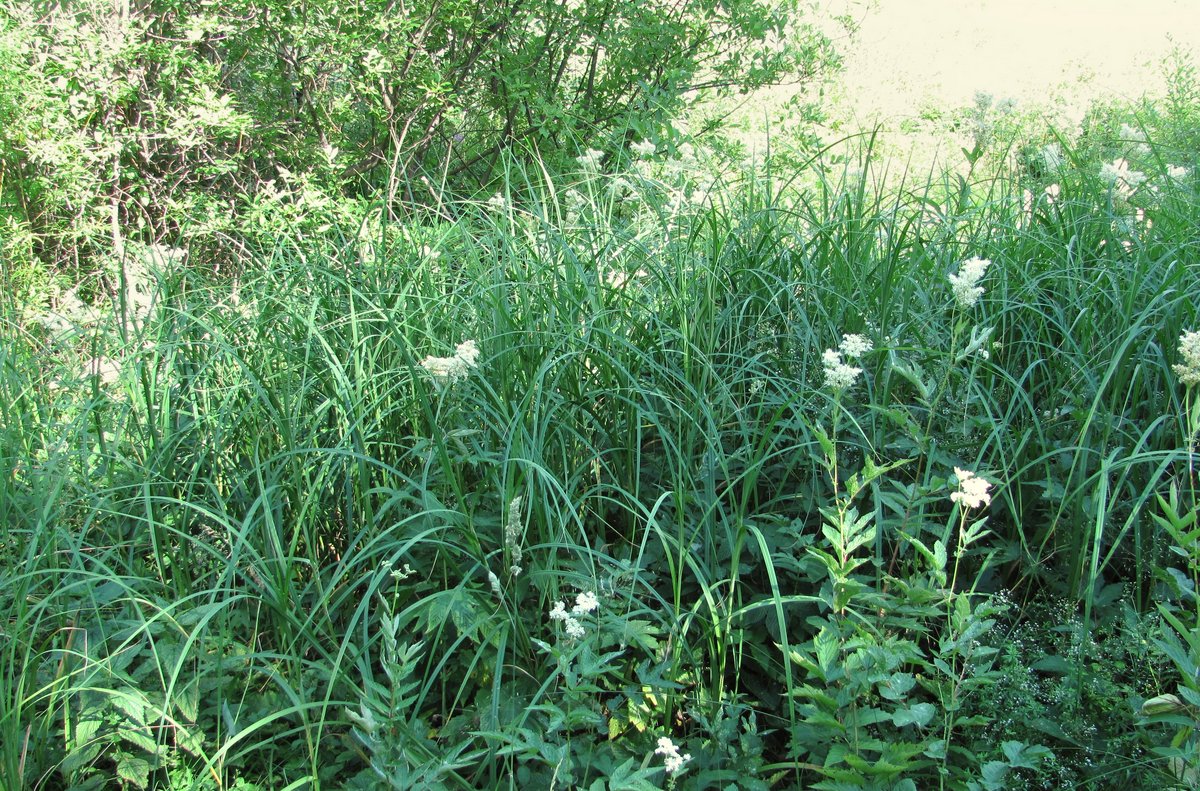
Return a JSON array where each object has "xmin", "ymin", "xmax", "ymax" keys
[{"xmin": 728, "ymin": 0, "xmax": 1200, "ymax": 163}]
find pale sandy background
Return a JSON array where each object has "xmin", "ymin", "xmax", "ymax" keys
[
  {"xmin": 835, "ymin": 0, "xmax": 1200, "ymax": 127},
  {"xmin": 731, "ymin": 0, "xmax": 1200, "ymax": 161}
]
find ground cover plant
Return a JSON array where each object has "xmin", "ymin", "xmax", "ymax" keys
[{"xmin": 3, "ymin": 3, "xmax": 1200, "ymax": 790}]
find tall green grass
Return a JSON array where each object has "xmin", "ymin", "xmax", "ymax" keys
[{"xmin": 1, "ymin": 117, "xmax": 1198, "ymax": 788}]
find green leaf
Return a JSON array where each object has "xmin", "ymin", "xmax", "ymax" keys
[
  {"xmin": 814, "ymin": 425, "xmax": 836, "ymax": 465},
  {"xmin": 116, "ymin": 752, "xmax": 152, "ymax": 789},
  {"xmin": 174, "ymin": 677, "xmax": 200, "ymax": 721},
  {"xmin": 607, "ymin": 756, "xmax": 663, "ymax": 790},
  {"xmin": 424, "ymin": 588, "xmax": 484, "ymax": 643},
  {"xmin": 60, "ymin": 739, "xmax": 102, "ymax": 774},
  {"xmin": 878, "ymin": 672, "xmax": 916, "ymax": 701},
  {"xmin": 980, "ymin": 760, "xmax": 1009, "ymax": 790},
  {"xmin": 116, "ymin": 725, "xmax": 159, "ymax": 755},
  {"xmin": 110, "ymin": 689, "xmax": 147, "ymax": 727},
  {"xmin": 74, "ymin": 715, "xmax": 103, "ymax": 748},
  {"xmin": 892, "ymin": 702, "xmax": 936, "ymax": 728},
  {"xmin": 815, "ymin": 626, "xmax": 839, "ymax": 675},
  {"xmin": 1001, "ymin": 740, "xmax": 1052, "ymax": 769},
  {"xmin": 617, "ymin": 619, "xmax": 661, "ymax": 654},
  {"xmin": 174, "ymin": 723, "xmax": 204, "ymax": 756},
  {"xmin": 1029, "ymin": 654, "xmax": 1072, "ymax": 675},
  {"xmin": 845, "ymin": 706, "xmax": 891, "ymax": 728},
  {"xmin": 841, "ymin": 751, "xmax": 907, "ymax": 777}
]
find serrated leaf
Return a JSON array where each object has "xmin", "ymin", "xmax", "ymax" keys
[
  {"xmin": 116, "ymin": 725, "xmax": 159, "ymax": 755},
  {"xmin": 110, "ymin": 689, "xmax": 147, "ymax": 727},
  {"xmin": 74, "ymin": 716, "xmax": 103, "ymax": 747},
  {"xmin": 617, "ymin": 619, "xmax": 661, "ymax": 654},
  {"xmin": 789, "ymin": 649, "xmax": 821, "ymax": 678},
  {"xmin": 424, "ymin": 588, "xmax": 484, "ymax": 642},
  {"xmin": 91, "ymin": 580, "xmax": 126, "ymax": 607},
  {"xmin": 173, "ymin": 677, "xmax": 200, "ymax": 722},
  {"xmin": 174, "ymin": 723, "xmax": 204, "ymax": 756},
  {"xmin": 814, "ymin": 425, "xmax": 836, "ymax": 464},
  {"xmin": 793, "ymin": 683, "xmax": 839, "ymax": 712},
  {"xmin": 60, "ymin": 740, "xmax": 102, "ymax": 774},
  {"xmin": 841, "ymin": 751, "xmax": 906, "ymax": 777},
  {"xmin": 116, "ymin": 752, "xmax": 152, "ymax": 789},
  {"xmin": 815, "ymin": 626, "xmax": 839, "ymax": 675}
]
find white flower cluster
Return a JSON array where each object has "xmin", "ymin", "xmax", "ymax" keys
[
  {"xmin": 655, "ymin": 736, "xmax": 692, "ymax": 776},
  {"xmin": 419, "ymin": 340, "xmax": 480, "ymax": 385},
  {"xmin": 821, "ymin": 333, "xmax": 872, "ymax": 391},
  {"xmin": 1119, "ymin": 123, "xmax": 1151, "ymax": 157},
  {"xmin": 948, "ymin": 257, "xmax": 991, "ymax": 309},
  {"xmin": 604, "ymin": 267, "xmax": 646, "ymax": 290},
  {"xmin": 564, "ymin": 187, "xmax": 587, "ymax": 220},
  {"xmin": 950, "ymin": 467, "xmax": 992, "ymax": 510},
  {"xmin": 577, "ymin": 148, "xmax": 604, "ymax": 172},
  {"xmin": 822, "ymin": 350, "xmax": 861, "ymax": 390},
  {"xmin": 486, "ymin": 192, "xmax": 508, "ymax": 211},
  {"xmin": 1173, "ymin": 330, "xmax": 1200, "ymax": 387},
  {"xmin": 504, "ymin": 496, "xmax": 524, "ymax": 576},
  {"xmin": 381, "ymin": 559, "xmax": 414, "ymax": 582},
  {"xmin": 631, "ymin": 139, "xmax": 656, "ymax": 159},
  {"xmin": 838, "ymin": 333, "xmax": 873, "ymax": 358},
  {"xmin": 1099, "ymin": 158, "xmax": 1146, "ymax": 197},
  {"xmin": 549, "ymin": 591, "xmax": 599, "ymax": 640}
]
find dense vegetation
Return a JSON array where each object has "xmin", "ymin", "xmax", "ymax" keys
[
  {"xmin": 0, "ymin": 0, "xmax": 836, "ymax": 273},
  {"xmin": 2, "ymin": 1, "xmax": 1200, "ymax": 789}
]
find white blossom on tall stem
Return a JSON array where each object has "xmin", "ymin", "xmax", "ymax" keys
[
  {"xmin": 838, "ymin": 333, "xmax": 872, "ymax": 358},
  {"xmin": 950, "ymin": 467, "xmax": 992, "ymax": 510},
  {"xmin": 419, "ymin": 340, "xmax": 481, "ymax": 385},
  {"xmin": 820, "ymin": 333, "xmax": 872, "ymax": 391},
  {"xmin": 655, "ymin": 736, "xmax": 692, "ymax": 776},
  {"xmin": 948, "ymin": 257, "xmax": 991, "ymax": 309},
  {"xmin": 1173, "ymin": 330, "xmax": 1200, "ymax": 386},
  {"xmin": 1099, "ymin": 158, "xmax": 1146, "ymax": 198},
  {"xmin": 548, "ymin": 591, "xmax": 600, "ymax": 641},
  {"xmin": 577, "ymin": 148, "xmax": 604, "ymax": 172}
]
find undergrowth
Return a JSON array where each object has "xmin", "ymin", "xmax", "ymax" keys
[{"xmin": 2, "ymin": 105, "xmax": 1199, "ymax": 790}]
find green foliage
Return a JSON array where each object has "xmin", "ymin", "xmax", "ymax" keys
[
  {"xmin": 2, "ymin": 82, "xmax": 1200, "ymax": 790},
  {"xmin": 0, "ymin": 0, "xmax": 837, "ymax": 273},
  {"xmin": 1143, "ymin": 476, "xmax": 1200, "ymax": 786}
]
